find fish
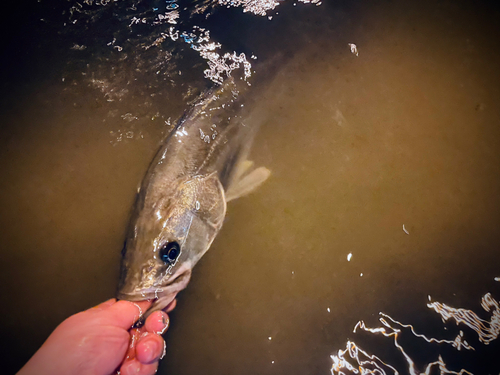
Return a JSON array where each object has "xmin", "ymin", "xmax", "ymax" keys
[{"xmin": 116, "ymin": 77, "xmax": 270, "ymax": 315}]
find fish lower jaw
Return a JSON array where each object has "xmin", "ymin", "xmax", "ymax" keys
[
  {"xmin": 117, "ymin": 269, "xmax": 192, "ymax": 303},
  {"xmin": 117, "ymin": 288, "xmax": 167, "ymax": 301}
]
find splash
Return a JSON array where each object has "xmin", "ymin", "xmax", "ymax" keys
[
  {"xmin": 55, "ymin": 0, "xmax": 324, "ymax": 143},
  {"xmin": 217, "ymin": 0, "xmax": 281, "ymax": 16},
  {"xmin": 64, "ymin": 0, "xmax": 322, "ymax": 84},
  {"xmin": 331, "ymin": 285, "xmax": 500, "ymax": 375},
  {"xmin": 179, "ymin": 27, "xmax": 252, "ymax": 84},
  {"xmin": 217, "ymin": 0, "xmax": 322, "ymax": 16}
]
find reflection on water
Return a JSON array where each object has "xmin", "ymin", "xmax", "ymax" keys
[
  {"xmin": 1, "ymin": 0, "xmax": 500, "ymax": 374},
  {"xmin": 332, "ymin": 284, "xmax": 500, "ymax": 375}
]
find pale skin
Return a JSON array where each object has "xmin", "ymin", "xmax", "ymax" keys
[{"xmin": 17, "ymin": 298, "xmax": 177, "ymax": 375}]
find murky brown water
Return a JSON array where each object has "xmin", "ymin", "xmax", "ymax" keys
[{"xmin": 2, "ymin": 0, "xmax": 500, "ymax": 374}]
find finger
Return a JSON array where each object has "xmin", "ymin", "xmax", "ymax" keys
[
  {"xmin": 102, "ymin": 300, "xmax": 153, "ymax": 329},
  {"xmin": 136, "ymin": 334, "xmax": 166, "ymax": 364},
  {"xmin": 164, "ymin": 299, "xmax": 177, "ymax": 312},
  {"xmin": 120, "ymin": 359, "xmax": 159, "ymax": 375},
  {"xmin": 88, "ymin": 298, "xmax": 116, "ymax": 312},
  {"xmin": 144, "ymin": 311, "xmax": 169, "ymax": 334},
  {"xmin": 124, "ymin": 328, "xmax": 142, "ymax": 361}
]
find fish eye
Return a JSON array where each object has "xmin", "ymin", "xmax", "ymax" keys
[{"xmin": 160, "ymin": 241, "xmax": 181, "ymax": 264}]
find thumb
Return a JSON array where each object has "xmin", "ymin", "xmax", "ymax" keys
[{"xmin": 101, "ymin": 300, "xmax": 153, "ymax": 329}]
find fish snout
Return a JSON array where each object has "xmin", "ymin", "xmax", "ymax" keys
[{"xmin": 117, "ymin": 268, "xmax": 192, "ymax": 302}]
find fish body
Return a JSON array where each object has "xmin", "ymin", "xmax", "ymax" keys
[{"xmin": 117, "ymin": 78, "xmax": 270, "ymax": 314}]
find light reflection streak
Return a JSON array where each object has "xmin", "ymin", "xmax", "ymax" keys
[
  {"xmin": 357, "ymin": 313, "xmax": 475, "ymax": 351},
  {"xmin": 331, "ymin": 291, "xmax": 500, "ymax": 375},
  {"xmin": 428, "ymin": 292, "xmax": 500, "ymax": 345}
]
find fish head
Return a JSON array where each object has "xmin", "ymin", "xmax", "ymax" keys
[{"xmin": 117, "ymin": 173, "xmax": 226, "ymax": 313}]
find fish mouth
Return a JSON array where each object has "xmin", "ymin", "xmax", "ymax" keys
[
  {"xmin": 117, "ymin": 287, "xmax": 175, "ymax": 302},
  {"xmin": 117, "ymin": 290, "xmax": 178, "ymax": 325},
  {"xmin": 120, "ymin": 289, "xmax": 178, "ymax": 317},
  {"xmin": 117, "ymin": 269, "xmax": 192, "ymax": 309}
]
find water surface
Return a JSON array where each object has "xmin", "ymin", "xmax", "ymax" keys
[{"xmin": 1, "ymin": 0, "xmax": 500, "ymax": 374}]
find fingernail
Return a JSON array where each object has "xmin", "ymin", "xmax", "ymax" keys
[
  {"xmin": 159, "ymin": 312, "xmax": 169, "ymax": 334},
  {"xmin": 144, "ymin": 311, "xmax": 168, "ymax": 334},
  {"xmin": 143, "ymin": 339, "xmax": 161, "ymax": 363},
  {"xmin": 160, "ymin": 340, "xmax": 167, "ymax": 360},
  {"xmin": 121, "ymin": 360, "xmax": 141, "ymax": 374}
]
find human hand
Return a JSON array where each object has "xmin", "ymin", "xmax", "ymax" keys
[{"xmin": 18, "ymin": 298, "xmax": 176, "ymax": 375}]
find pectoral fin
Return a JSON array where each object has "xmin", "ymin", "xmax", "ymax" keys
[{"xmin": 225, "ymin": 165, "xmax": 271, "ymax": 202}]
